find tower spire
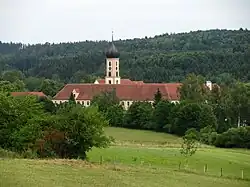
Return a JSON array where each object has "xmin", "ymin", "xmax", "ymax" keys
[{"xmin": 112, "ymin": 30, "xmax": 114, "ymax": 42}]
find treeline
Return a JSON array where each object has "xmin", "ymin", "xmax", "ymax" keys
[
  {"xmin": 0, "ymin": 29, "xmax": 250, "ymax": 83},
  {"xmin": 0, "ymin": 70, "xmax": 64, "ymax": 97},
  {"xmin": 91, "ymin": 74, "xmax": 250, "ymax": 149}
]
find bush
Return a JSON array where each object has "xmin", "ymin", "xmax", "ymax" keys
[
  {"xmin": 36, "ymin": 105, "xmax": 112, "ymax": 159},
  {"xmin": 199, "ymin": 126, "xmax": 216, "ymax": 144},
  {"xmin": 213, "ymin": 126, "xmax": 250, "ymax": 148},
  {"xmin": 0, "ymin": 148, "xmax": 20, "ymax": 158}
]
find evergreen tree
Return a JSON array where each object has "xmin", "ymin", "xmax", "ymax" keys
[{"xmin": 153, "ymin": 88, "xmax": 162, "ymax": 106}]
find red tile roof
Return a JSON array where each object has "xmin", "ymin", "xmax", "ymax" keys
[
  {"xmin": 96, "ymin": 79, "xmax": 144, "ymax": 85},
  {"xmin": 53, "ymin": 83, "xmax": 181, "ymax": 101},
  {"xmin": 11, "ymin": 92, "xmax": 47, "ymax": 97}
]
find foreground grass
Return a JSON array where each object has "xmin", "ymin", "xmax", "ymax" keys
[
  {"xmin": 1, "ymin": 127, "xmax": 250, "ymax": 187},
  {"xmin": 1, "ymin": 159, "xmax": 249, "ymax": 187}
]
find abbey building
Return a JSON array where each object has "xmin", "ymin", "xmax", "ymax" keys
[{"xmin": 52, "ymin": 38, "xmax": 185, "ymax": 109}]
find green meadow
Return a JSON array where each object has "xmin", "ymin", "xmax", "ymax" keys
[{"xmin": 1, "ymin": 127, "xmax": 250, "ymax": 187}]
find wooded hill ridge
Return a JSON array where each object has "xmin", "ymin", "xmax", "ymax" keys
[{"xmin": 0, "ymin": 28, "xmax": 250, "ymax": 83}]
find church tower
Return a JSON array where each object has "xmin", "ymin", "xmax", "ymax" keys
[{"xmin": 105, "ymin": 32, "xmax": 120, "ymax": 84}]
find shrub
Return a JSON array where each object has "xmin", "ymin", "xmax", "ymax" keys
[{"xmin": 213, "ymin": 126, "xmax": 250, "ymax": 148}]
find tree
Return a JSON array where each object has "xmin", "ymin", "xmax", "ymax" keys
[
  {"xmin": 228, "ymin": 82, "xmax": 250, "ymax": 127},
  {"xmin": 48, "ymin": 105, "xmax": 112, "ymax": 159},
  {"xmin": 124, "ymin": 102, "xmax": 153, "ymax": 130},
  {"xmin": 152, "ymin": 100, "xmax": 173, "ymax": 132},
  {"xmin": 38, "ymin": 96, "xmax": 57, "ymax": 114},
  {"xmin": 39, "ymin": 79, "xmax": 63, "ymax": 97},
  {"xmin": 172, "ymin": 102, "xmax": 217, "ymax": 136},
  {"xmin": 179, "ymin": 74, "xmax": 208, "ymax": 103},
  {"xmin": 1, "ymin": 70, "xmax": 24, "ymax": 83},
  {"xmin": 0, "ymin": 93, "xmax": 44, "ymax": 150},
  {"xmin": 91, "ymin": 89, "xmax": 119, "ymax": 113},
  {"xmin": 153, "ymin": 88, "xmax": 162, "ymax": 106},
  {"xmin": 106, "ymin": 104, "xmax": 125, "ymax": 127},
  {"xmin": 180, "ymin": 128, "xmax": 199, "ymax": 168},
  {"xmin": 0, "ymin": 80, "xmax": 25, "ymax": 92},
  {"xmin": 24, "ymin": 77, "xmax": 44, "ymax": 91},
  {"xmin": 68, "ymin": 92, "xmax": 76, "ymax": 104}
]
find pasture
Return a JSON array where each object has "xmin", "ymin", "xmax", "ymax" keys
[{"xmin": 1, "ymin": 127, "xmax": 250, "ymax": 187}]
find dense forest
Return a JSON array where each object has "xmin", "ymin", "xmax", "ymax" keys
[{"xmin": 0, "ymin": 29, "xmax": 250, "ymax": 87}]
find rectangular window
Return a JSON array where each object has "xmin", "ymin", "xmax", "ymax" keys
[
  {"xmin": 109, "ymin": 80, "xmax": 111, "ymax": 84},
  {"xmin": 116, "ymin": 80, "xmax": 118, "ymax": 84},
  {"xmin": 116, "ymin": 72, "xmax": 119, "ymax": 77},
  {"xmin": 108, "ymin": 72, "xmax": 111, "ymax": 77},
  {"xmin": 109, "ymin": 61, "xmax": 111, "ymax": 66}
]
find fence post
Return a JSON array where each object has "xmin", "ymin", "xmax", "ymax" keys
[
  {"xmin": 204, "ymin": 164, "xmax": 207, "ymax": 173},
  {"xmin": 100, "ymin": 156, "xmax": 103, "ymax": 165},
  {"xmin": 241, "ymin": 169, "xmax": 244, "ymax": 179},
  {"xmin": 113, "ymin": 156, "xmax": 116, "ymax": 170},
  {"xmin": 220, "ymin": 168, "xmax": 223, "ymax": 177}
]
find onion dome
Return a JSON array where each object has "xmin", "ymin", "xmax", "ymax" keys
[{"xmin": 105, "ymin": 42, "xmax": 120, "ymax": 58}]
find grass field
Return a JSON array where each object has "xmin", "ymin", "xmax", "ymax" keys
[{"xmin": 1, "ymin": 127, "xmax": 250, "ymax": 187}]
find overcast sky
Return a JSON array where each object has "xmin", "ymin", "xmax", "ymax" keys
[{"xmin": 0, "ymin": 0, "xmax": 249, "ymax": 44}]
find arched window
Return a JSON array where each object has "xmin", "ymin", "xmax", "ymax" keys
[
  {"xmin": 116, "ymin": 72, "xmax": 119, "ymax": 77},
  {"xmin": 116, "ymin": 80, "xmax": 119, "ymax": 84},
  {"xmin": 108, "ymin": 72, "xmax": 111, "ymax": 77},
  {"xmin": 109, "ymin": 61, "xmax": 111, "ymax": 66}
]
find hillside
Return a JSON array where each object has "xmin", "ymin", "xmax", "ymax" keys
[
  {"xmin": 1, "ymin": 127, "xmax": 250, "ymax": 187},
  {"xmin": 0, "ymin": 29, "xmax": 250, "ymax": 83}
]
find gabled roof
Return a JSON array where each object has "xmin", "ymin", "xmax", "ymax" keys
[
  {"xmin": 53, "ymin": 83, "xmax": 181, "ymax": 101},
  {"xmin": 11, "ymin": 92, "xmax": 47, "ymax": 97}
]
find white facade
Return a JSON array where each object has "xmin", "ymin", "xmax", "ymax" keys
[{"xmin": 52, "ymin": 99, "xmax": 179, "ymax": 110}]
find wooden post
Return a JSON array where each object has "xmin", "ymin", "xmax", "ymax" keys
[
  {"xmin": 220, "ymin": 168, "xmax": 223, "ymax": 177},
  {"xmin": 204, "ymin": 164, "xmax": 207, "ymax": 173},
  {"xmin": 100, "ymin": 156, "xmax": 103, "ymax": 165},
  {"xmin": 113, "ymin": 156, "xmax": 116, "ymax": 170},
  {"xmin": 241, "ymin": 170, "xmax": 244, "ymax": 179}
]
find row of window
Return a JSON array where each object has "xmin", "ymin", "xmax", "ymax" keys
[
  {"xmin": 109, "ymin": 61, "xmax": 118, "ymax": 66},
  {"xmin": 108, "ymin": 66, "xmax": 118, "ymax": 70},
  {"xmin": 108, "ymin": 80, "xmax": 119, "ymax": 84},
  {"xmin": 108, "ymin": 71, "xmax": 119, "ymax": 77},
  {"xmin": 55, "ymin": 100, "xmax": 90, "ymax": 106}
]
